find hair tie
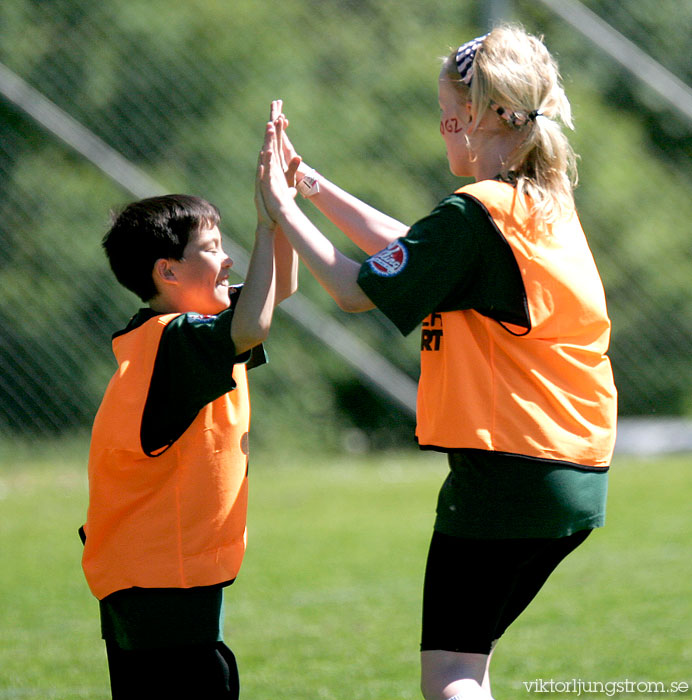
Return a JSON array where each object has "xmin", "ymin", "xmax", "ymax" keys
[
  {"xmin": 491, "ymin": 102, "xmax": 542, "ymax": 128},
  {"xmin": 455, "ymin": 35, "xmax": 543, "ymax": 127},
  {"xmin": 455, "ymin": 34, "xmax": 487, "ymax": 86}
]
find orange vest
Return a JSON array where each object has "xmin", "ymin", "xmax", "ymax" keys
[
  {"xmin": 416, "ymin": 180, "xmax": 617, "ymax": 468},
  {"xmin": 82, "ymin": 313, "xmax": 250, "ymax": 600}
]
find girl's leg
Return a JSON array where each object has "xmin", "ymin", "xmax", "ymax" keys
[
  {"xmin": 490, "ymin": 529, "xmax": 591, "ymax": 642},
  {"xmin": 421, "ymin": 649, "xmax": 490, "ymax": 699},
  {"xmin": 419, "ymin": 530, "xmax": 593, "ymax": 700},
  {"xmin": 481, "ymin": 642, "xmax": 496, "ymax": 697}
]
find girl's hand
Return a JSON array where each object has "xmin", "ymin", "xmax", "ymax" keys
[
  {"xmin": 259, "ymin": 111, "xmax": 302, "ymax": 219},
  {"xmin": 258, "ymin": 121, "xmax": 292, "ymax": 221},
  {"xmin": 277, "ymin": 117, "xmax": 306, "ymax": 184},
  {"xmin": 255, "ymin": 100, "xmax": 301, "ymax": 229},
  {"xmin": 268, "ymin": 99, "xmax": 307, "ymax": 186},
  {"xmin": 269, "ymin": 100, "xmax": 302, "ymax": 188}
]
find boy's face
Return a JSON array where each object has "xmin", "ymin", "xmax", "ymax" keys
[{"xmin": 166, "ymin": 225, "xmax": 233, "ymax": 314}]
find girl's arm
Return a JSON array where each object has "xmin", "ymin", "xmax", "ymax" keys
[
  {"xmin": 301, "ymin": 173, "xmax": 409, "ymax": 255},
  {"xmin": 275, "ymin": 201, "xmax": 373, "ymax": 313},
  {"xmin": 279, "ymin": 121, "xmax": 409, "ymax": 255},
  {"xmin": 261, "ymin": 120, "xmax": 374, "ymax": 313}
]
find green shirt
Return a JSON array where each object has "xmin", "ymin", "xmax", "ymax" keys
[
  {"xmin": 100, "ymin": 584, "xmax": 225, "ymax": 650},
  {"xmin": 435, "ymin": 451, "xmax": 607, "ymax": 539},
  {"xmin": 358, "ymin": 193, "xmax": 608, "ymax": 538}
]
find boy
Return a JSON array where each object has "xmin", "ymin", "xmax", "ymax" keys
[{"xmin": 80, "ymin": 163, "xmax": 296, "ymax": 696}]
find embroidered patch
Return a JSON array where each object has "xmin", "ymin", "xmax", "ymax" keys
[
  {"xmin": 187, "ymin": 313, "xmax": 217, "ymax": 323},
  {"xmin": 367, "ymin": 241, "xmax": 408, "ymax": 277}
]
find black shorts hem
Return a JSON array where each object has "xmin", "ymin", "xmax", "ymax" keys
[{"xmin": 420, "ymin": 529, "xmax": 591, "ymax": 653}]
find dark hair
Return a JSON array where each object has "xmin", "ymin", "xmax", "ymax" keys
[{"xmin": 103, "ymin": 194, "xmax": 221, "ymax": 301}]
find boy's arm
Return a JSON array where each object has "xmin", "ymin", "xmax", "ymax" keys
[
  {"xmin": 273, "ymin": 225, "xmax": 298, "ymax": 305},
  {"xmin": 230, "ymin": 223, "xmax": 277, "ymax": 356},
  {"xmin": 231, "ymin": 108, "xmax": 300, "ymax": 355},
  {"xmin": 266, "ymin": 101, "xmax": 298, "ymax": 305}
]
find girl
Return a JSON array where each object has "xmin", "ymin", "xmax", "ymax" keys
[{"xmin": 258, "ymin": 25, "xmax": 617, "ymax": 700}]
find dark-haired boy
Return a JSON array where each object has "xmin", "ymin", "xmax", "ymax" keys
[{"xmin": 80, "ymin": 182, "xmax": 296, "ymax": 698}]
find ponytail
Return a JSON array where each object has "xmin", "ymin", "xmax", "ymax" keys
[{"xmin": 444, "ymin": 25, "xmax": 578, "ymax": 221}]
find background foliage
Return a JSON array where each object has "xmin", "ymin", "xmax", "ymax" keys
[{"xmin": 1, "ymin": 0, "xmax": 691, "ymax": 452}]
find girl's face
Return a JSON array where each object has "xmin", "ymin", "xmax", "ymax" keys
[{"xmin": 438, "ymin": 76, "xmax": 473, "ymax": 177}]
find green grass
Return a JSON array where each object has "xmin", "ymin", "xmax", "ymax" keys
[{"xmin": 0, "ymin": 444, "xmax": 690, "ymax": 699}]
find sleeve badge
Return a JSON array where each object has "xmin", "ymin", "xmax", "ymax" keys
[{"xmin": 366, "ymin": 240, "xmax": 408, "ymax": 277}]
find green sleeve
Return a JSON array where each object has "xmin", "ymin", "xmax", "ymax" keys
[
  {"xmin": 140, "ymin": 300, "xmax": 265, "ymax": 455},
  {"xmin": 357, "ymin": 195, "xmax": 483, "ymax": 336},
  {"xmin": 357, "ymin": 193, "xmax": 530, "ymax": 336}
]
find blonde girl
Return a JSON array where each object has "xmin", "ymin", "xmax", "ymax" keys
[{"xmin": 259, "ymin": 25, "xmax": 617, "ymax": 700}]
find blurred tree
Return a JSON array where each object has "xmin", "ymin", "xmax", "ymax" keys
[{"xmin": 0, "ymin": 0, "xmax": 691, "ymax": 450}]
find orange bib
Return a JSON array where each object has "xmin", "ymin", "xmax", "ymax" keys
[
  {"xmin": 416, "ymin": 181, "xmax": 617, "ymax": 468},
  {"xmin": 82, "ymin": 313, "xmax": 250, "ymax": 599}
]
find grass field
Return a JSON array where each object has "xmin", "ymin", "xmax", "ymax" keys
[{"xmin": 0, "ymin": 443, "xmax": 690, "ymax": 699}]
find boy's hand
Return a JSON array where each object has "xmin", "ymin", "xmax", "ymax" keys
[
  {"xmin": 254, "ymin": 150, "xmax": 275, "ymax": 232},
  {"xmin": 258, "ymin": 122, "xmax": 288, "ymax": 221},
  {"xmin": 259, "ymin": 116, "xmax": 301, "ymax": 222}
]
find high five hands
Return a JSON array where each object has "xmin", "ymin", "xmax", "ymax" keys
[
  {"xmin": 255, "ymin": 99, "xmax": 376, "ymax": 314},
  {"xmin": 256, "ymin": 100, "xmax": 302, "ymax": 227}
]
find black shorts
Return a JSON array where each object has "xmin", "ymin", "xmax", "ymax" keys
[
  {"xmin": 105, "ymin": 640, "xmax": 239, "ymax": 700},
  {"xmin": 420, "ymin": 528, "xmax": 591, "ymax": 655}
]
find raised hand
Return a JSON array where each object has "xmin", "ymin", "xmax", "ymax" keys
[
  {"xmin": 259, "ymin": 104, "xmax": 302, "ymax": 216},
  {"xmin": 269, "ymin": 100, "xmax": 303, "ymax": 186},
  {"xmin": 255, "ymin": 100, "xmax": 300, "ymax": 228},
  {"xmin": 258, "ymin": 121, "xmax": 291, "ymax": 221},
  {"xmin": 277, "ymin": 118, "xmax": 304, "ymax": 184}
]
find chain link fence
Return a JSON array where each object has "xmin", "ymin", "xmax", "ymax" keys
[{"xmin": 1, "ymin": 0, "xmax": 691, "ymax": 454}]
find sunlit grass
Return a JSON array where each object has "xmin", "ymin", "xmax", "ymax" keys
[{"xmin": 0, "ymin": 445, "xmax": 690, "ymax": 698}]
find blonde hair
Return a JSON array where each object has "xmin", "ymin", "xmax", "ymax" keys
[{"xmin": 442, "ymin": 25, "xmax": 578, "ymax": 221}]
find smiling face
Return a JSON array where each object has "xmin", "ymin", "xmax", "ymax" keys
[{"xmin": 157, "ymin": 224, "xmax": 233, "ymax": 314}]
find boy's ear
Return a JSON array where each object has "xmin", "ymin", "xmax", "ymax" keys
[{"xmin": 153, "ymin": 258, "xmax": 177, "ymax": 284}]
